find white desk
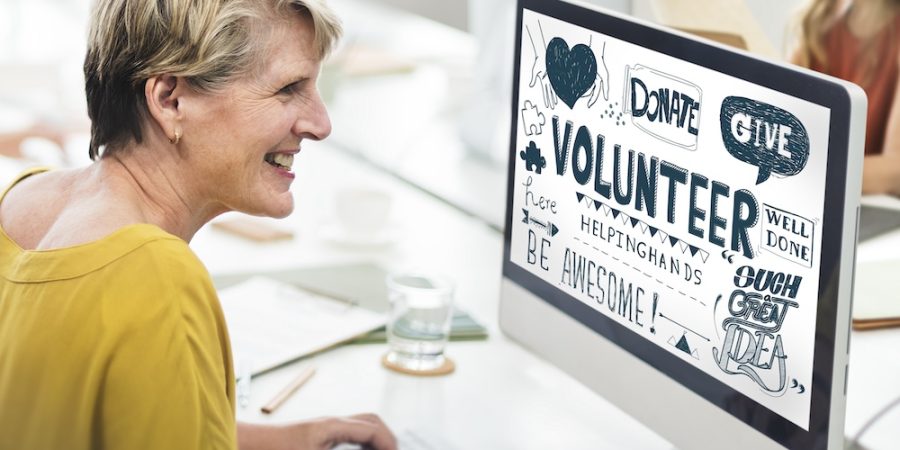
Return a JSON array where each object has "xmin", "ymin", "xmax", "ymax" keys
[
  {"xmin": 846, "ymin": 196, "xmax": 900, "ymax": 450},
  {"xmin": 188, "ymin": 145, "xmax": 900, "ymax": 450}
]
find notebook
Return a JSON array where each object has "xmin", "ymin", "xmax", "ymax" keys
[
  {"xmin": 218, "ymin": 276, "xmax": 386, "ymax": 376},
  {"xmin": 350, "ymin": 309, "xmax": 488, "ymax": 345},
  {"xmin": 858, "ymin": 205, "xmax": 900, "ymax": 242},
  {"xmin": 852, "ymin": 260, "xmax": 900, "ymax": 330},
  {"xmin": 214, "ymin": 263, "xmax": 489, "ymax": 365},
  {"xmin": 214, "ymin": 262, "xmax": 392, "ymax": 313}
]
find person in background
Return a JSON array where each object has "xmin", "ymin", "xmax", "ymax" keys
[
  {"xmin": 0, "ymin": 0, "xmax": 396, "ymax": 449},
  {"xmin": 792, "ymin": 0, "xmax": 900, "ymax": 195}
]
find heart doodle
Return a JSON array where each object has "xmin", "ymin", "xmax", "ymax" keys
[{"xmin": 546, "ymin": 37, "xmax": 597, "ymax": 109}]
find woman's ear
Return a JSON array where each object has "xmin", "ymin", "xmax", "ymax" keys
[{"xmin": 144, "ymin": 74, "xmax": 184, "ymax": 143}]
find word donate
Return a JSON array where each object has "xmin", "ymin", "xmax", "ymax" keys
[
  {"xmin": 761, "ymin": 204, "xmax": 815, "ymax": 268},
  {"xmin": 624, "ymin": 64, "xmax": 701, "ymax": 150},
  {"xmin": 720, "ymin": 96, "xmax": 809, "ymax": 185}
]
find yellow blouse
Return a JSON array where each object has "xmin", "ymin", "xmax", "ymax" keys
[{"xmin": 0, "ymin": 168, "xmax": 237, "ymax": 449}]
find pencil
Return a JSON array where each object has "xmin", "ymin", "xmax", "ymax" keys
[{"xmin": 260, "ymin": 366, "xmax": 317, "ymax": 414}]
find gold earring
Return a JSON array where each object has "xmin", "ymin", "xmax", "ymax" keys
[{"xmin": 170, "ymin": 128, "xmax": 182, "ymax": 145}]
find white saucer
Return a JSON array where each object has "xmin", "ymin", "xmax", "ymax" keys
[
  {"xmin": 319, "ymin": 221, "xmax": 400, "ymax": 247},
  {"xmin": 0, "ymin": 105, "xmax": 36, "ymax": 134}
]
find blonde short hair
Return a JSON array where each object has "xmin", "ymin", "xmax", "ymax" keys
[{"xmin": 84, "ymin": 0, "xmax": 342, "ymax": 160}]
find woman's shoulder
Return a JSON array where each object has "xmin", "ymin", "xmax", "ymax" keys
[
  {"xmin": 0, "ymin": 167, "xmax": 73, "ymax": 210},
  {"xmin": 0, "ymin": 167, "xmax": 135, "ymax": 250},
  {"xmin": 98, "ymin": 227, "xmax": 223, "ymax": 333},
  {"xmin": 0, "ymin": 168, "xmax": 63, "ymax": 246},
  {"xmin": 106, "ymin": 227, "xmax": 216, "ymax": 296}
]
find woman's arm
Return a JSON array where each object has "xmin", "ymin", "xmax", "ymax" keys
[
  {"xmin": 862, "ymin": 154, "xmax": 900, "ymax": 195},
  {"xmin": 237, "ymin": 415, "xmax": 396, "ymax": 450}
]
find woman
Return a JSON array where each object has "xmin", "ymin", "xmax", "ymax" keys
[
  {"xmin": 793, "ymin": 0, "xmax": 900, "ymax": 195},
  {"xmin": 0, "ymin": 1, "xmax": 396, "ymax": 449}
]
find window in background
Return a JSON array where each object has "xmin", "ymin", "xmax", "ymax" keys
[
  {"xmin": 461, "ymin": 0, "xmax": 630, "ymax": 164},
  {"xmin": 0, "ymin": 0, "xmax": 92, "ymax": 169}
]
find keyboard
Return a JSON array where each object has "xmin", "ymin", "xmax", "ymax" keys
[{"xmin": 331, "ymin": 426, "xmax": 459, "ymax": 450}]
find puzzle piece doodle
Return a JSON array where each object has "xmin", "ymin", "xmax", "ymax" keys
[
  {"xmin": 521, "ymin": 100, "xmax": 546, "ymax": 136},
  {"xmin": 519, "ymin": 141, "xmax": 546, "ymax": 174}
]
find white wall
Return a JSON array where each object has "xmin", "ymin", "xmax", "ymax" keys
[
  {"xmin": 374, "ymin": 0, "xmax": 469, "ymax": 30},
  {"xmin": 747, "ymin": 0, "xmax": 806, "ymax": 55},
  {"xmin": 372, "ymin": 0, "xmax": 805, "ymax": 54},
  {"xmin": 631, "ymin": 0, "xmax": 806, "ymax": 57},
  {"xmin": 371, "ymin": 0, "xmax": 632, "ymax": 32}
]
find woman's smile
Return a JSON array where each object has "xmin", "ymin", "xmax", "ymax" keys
[{"xmin": 264, "ymin": 150, "xmax": 298, "ymax": 180}]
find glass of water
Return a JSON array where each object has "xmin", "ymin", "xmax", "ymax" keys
[{"xmin": 384, "ymin": 272, "xmax": 454, "ymax": 373}]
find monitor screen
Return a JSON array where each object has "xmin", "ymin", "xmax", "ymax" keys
[{"xmin": 501, "ymin": 1, "xmax": 863, "ymax": 448}]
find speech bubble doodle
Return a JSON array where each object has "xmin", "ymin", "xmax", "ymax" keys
[{"xmin": 719, "ymin": 96, "xmax": 809, "ymax": 185}]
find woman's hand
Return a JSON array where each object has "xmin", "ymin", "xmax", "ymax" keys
[{"xmin": 238, "ymin": 414, "xmax": 397, "ymax": 450}]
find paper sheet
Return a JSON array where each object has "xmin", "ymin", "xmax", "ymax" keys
[
  {"xmin": 219, "ymin": 276, "xmax": 386, "ymax": 375},
  {"xmin": 853, "ymin": 260, "xmax": 900, "ymax": 321}
]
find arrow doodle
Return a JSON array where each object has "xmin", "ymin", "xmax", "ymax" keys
[{"xmin": 522, "ymin": 209, "xmax": 560, "ymax": 237}]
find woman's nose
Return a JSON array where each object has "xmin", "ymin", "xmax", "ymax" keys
[{"xmin": 293, "ymin": 89, "xmax": 332, "ymax": 141}]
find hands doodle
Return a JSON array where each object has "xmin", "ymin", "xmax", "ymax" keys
[
  {"xmin": 526, "ymin": 20, "xmax": 610, "ymax": 110},
  {"xmin": 583, "ymin": 39, "xmax": 610, "ymax": 107},
  {"xmin": 526, "ymin": 22, "xmax": 558, "ymax": 109}
]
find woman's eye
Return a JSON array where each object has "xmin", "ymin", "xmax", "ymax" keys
[{"xmin": 279, "ymin": 83, "xmax": 298, "ymax": 95}]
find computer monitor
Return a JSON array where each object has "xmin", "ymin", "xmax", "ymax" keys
[{"xmin": 498, "ymin": 1, "xmax": 865, "ymax": 449}]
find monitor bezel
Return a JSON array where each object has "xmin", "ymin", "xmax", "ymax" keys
[{"xmin": 501, "ymin": 1, "xmax": 854, "ymax": 448}]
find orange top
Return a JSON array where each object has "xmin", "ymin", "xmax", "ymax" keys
[{"xmin": 810, "ymin": 12, "xmax": 900, "ymax": 155}]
